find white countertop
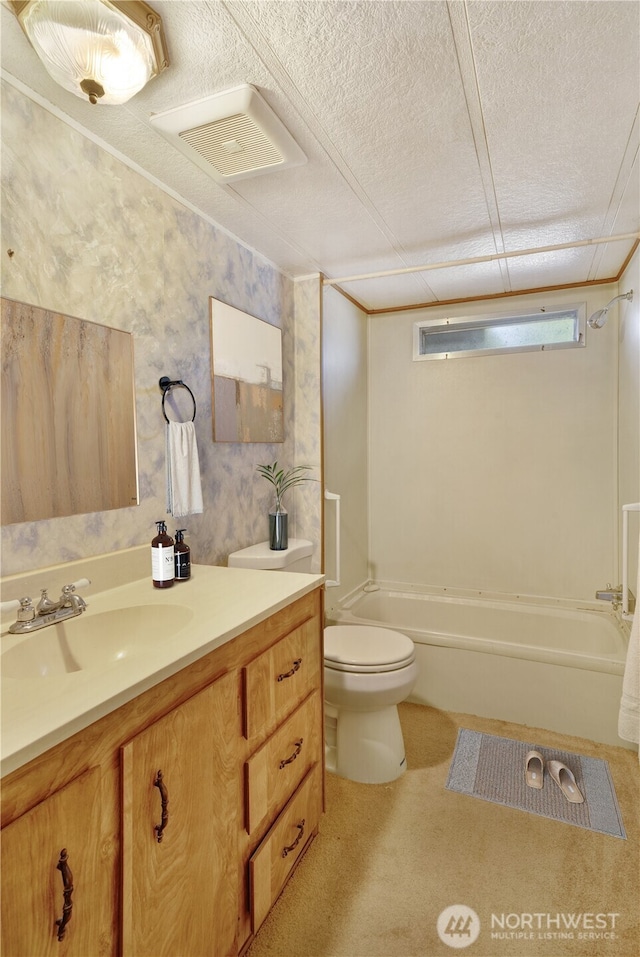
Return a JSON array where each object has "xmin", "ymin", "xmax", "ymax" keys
[{"xmin": 1, "ymin": 564, "xmax": 323, "ymax": 778}]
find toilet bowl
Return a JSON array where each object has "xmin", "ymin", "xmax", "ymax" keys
[
  {"xmin": 227, "ymin": 541, "xmax": 418, "ymax": 784},
  {"xmin": 324, "ymin": 625, "xmax": 417, "ymax": 784}
]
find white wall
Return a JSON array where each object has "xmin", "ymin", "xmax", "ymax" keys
[
  {"xmin": 322, "ymin": 287, "xmax": 369, "ymax": 614},
  {"xmin": 618, "ymin": 248, "xmax": 640, "ymax": 597},
  {"xmin": 368, "ymin": 286, "xmax": 620, "ymax": 601}
]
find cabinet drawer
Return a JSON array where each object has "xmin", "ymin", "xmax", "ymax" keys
[
  {"xmin": 249, "ymin": 764, "xmax": 322, "ymax": 934},
  {"xmin": 244, "ymin": 616, "xmax": 321, "ymax": 745},
  {"xmin": 245, "ymin": 690, "xmax": 322, "ymax": 837}
]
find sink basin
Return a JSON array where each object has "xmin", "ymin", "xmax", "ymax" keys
[{"xmin": 1, "ymin": 605, "xmax": 194, "ymax": 679}]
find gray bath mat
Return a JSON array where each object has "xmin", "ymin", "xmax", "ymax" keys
[{"xmin": 446, "ymin": 729, "xmax": 626, "ymax": 839}]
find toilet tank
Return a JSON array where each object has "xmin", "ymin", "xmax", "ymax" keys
[{"xmin": 227, "ymin": 539, "xmax": 313, "ymax": 572}]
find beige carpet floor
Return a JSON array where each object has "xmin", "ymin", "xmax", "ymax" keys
[{"xmin": 246, "ymin": 703, "xmax": 639, "ymax": 957}]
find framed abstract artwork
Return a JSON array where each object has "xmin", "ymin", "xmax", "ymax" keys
[{"xmin": 210, "ymin": 298, "xmax": 283, "ymax": 442}]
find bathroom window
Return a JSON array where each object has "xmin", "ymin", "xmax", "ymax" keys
[{"xmin": 413, "ymin": 303, "xmax": 586, "ymax": 360}]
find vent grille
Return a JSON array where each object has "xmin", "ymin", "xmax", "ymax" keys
[
  {"xmin": 180, "ymin": 113, "xmax": 284, "ymax": 177},
  {"xmin": 150, "ymin": 85, "xmax": 306, "ymax": 183}
]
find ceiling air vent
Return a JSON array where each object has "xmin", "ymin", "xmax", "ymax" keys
[{"xmin": 150, "ymin": 84, "xmax": 306, "ymax": 183}]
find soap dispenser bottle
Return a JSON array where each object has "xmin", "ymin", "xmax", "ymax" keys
[
  {"xmin": 174, "ymin": 529, "xmax": 191, "ymax": 582},
  {"xmin": 152, "ymin": 521, "xmax": 175, "ymax": 588}
]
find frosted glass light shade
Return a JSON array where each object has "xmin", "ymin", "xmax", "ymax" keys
[{"xmin": 12, "ymin": 0, "xmax": 168, "ymax": 105}]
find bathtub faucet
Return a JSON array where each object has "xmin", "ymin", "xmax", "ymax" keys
[{"xmin": 595, "ymin": 584, "xmax": 624, "ymax": 611}]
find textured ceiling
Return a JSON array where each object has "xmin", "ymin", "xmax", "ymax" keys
[{"xmin": 1, "ymin": 0, "xmax": 638, "ymax": 311}]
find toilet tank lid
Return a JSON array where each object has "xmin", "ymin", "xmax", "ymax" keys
[{"xmin": 228, "ymin": 539, "xmax": 313, "ymax": 569}]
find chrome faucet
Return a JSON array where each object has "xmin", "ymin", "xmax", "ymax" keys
[
  {"xmin": 595, "ymin": 584, "xmax": 624, "ymax": 611},
  {"xmin": 6, "ymin": 580, "xmax": 90, "ymax": 635}
]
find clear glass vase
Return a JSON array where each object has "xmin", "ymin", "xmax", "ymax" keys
[{"xmin": 269, "ymin": 505, "xmax": 288, "ymax": 550}]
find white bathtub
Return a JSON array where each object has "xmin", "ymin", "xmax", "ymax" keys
[{"xmin": 329, "ymin": 582, "xmax": 632, "ymax": 749}]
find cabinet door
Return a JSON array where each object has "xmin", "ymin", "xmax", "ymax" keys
[
  {"xmin": 121, "ymin": 673, "xmax": 238, "ymax": 957},
  {"xmin": 1, "ymin": 765, "xmax": 115, "ymax": 957}
]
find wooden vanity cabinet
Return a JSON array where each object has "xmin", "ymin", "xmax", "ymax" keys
[{"xmin": 0, "ymin": 586, "xmax": 324, "ymax": 957}]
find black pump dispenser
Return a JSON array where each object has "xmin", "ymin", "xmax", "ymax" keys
[{"xmin": 174, "ymin": 528, "xmax": 191, "ymax": 581}]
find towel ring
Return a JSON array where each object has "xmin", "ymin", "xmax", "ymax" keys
[{"xmin": 159, "ymin": 377, "xmax": 196, "ymax": 423}]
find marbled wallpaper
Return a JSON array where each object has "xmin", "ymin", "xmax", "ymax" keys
[
  {"xmin": 293, "ymin": 278, "xmax": 323, "ymax": 572},
  {"xmin": 0, "ymin": 80, "xmax": 322, "ymax": 577}
]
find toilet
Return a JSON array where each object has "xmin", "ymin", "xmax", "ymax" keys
[
  {"xmin": 228, "ymin": 540, "xmax": 418, "ymax": 785},
  {"xmin": 324, "ymin": 625, "xmax": 417, "ymax": 784}
]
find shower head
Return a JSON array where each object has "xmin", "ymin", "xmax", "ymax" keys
[{"xmin": 587, "ymin": 290, "xmax": 634, "ymax": 329}]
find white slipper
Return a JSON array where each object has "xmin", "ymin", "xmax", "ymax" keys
[
  {"xmin": 525, "ymin": 750, "xmax": 544, "ymax": 789},
  {"xmin": 548, "ymin": 760, "xmax": 584, "ymax": 803}
]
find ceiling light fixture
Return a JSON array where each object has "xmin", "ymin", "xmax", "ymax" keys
[{"xmin": 10, "ymin": 0, "xmax": 169, "ymax": 105}]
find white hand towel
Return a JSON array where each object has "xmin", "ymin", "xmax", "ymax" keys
[
  {"xmin": 166, "ymin": 421, "xmax": 204, "ymax": 518},
  {"xmin": 618, "ymin": 534, "xmax": 640, "ymax": 758}
]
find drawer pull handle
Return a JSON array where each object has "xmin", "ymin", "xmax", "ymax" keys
[
  {"xmin": 278, "ymin": 658, "xmax": 302, "ymax": 682},
  {"xmin": 154, "ymin": 770, "xmax": 169, "ymax": 843},
  {"xmin": 279, "ymin": 738, "xmax": 304, "ymax": 769},
  {"xmin": 281, "ymin": 819, "xmax": 305, "ymax": 858},
  {"xmin": 55, "ymin": 848, "xmax": 73, "ymax": 941}
]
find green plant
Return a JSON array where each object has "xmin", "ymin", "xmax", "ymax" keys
[{"xmin": 256, "ymin": 461, "xmax": 313, "ymax": 513}]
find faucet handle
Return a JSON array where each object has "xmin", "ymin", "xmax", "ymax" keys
[
  {"xmin": 16, "ymin": 597, "xmax": 36, "ymax": 622},
  {"xmin": 61, "ymin": 582, "xmax": 88, "ymax": 611},
  {"xmin": 1, "ymin": 598, "xmax": 23, "ymax": 614},
  {"xmin": 63, "ymin": 578, "xmax": 91, "ymax": 592},
  {"xmin": 60, "ymin": 580, "xmax": 91, "ymax": 598}
]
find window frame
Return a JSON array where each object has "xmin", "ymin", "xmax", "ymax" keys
[{"xmin": 412, "ymin": 302, "xmax": 587, "ymax": 361}]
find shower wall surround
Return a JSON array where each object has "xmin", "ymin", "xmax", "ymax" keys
[
  {"xmin": 0, "ymin": 80, "xmax": 322, "ymax": 576},
  {"xmin": 618, "ymin": 247, "xmax": 640, "ymax": 593},
  {"xmin": 368, "ymin": 285, "xmax": 628, "ymax": 602}
]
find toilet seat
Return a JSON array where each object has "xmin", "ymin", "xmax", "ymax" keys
[{"xmin": 324, "ymin": 625, "xmax": 415, "ymax": 674}]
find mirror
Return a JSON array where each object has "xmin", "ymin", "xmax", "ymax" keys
[
  {"xmin": 1, "ymin": 297, "xmax": 139, "ymax": 525},
  {"xmin": 210, "ymin": 297, "xmax": 283, "ymax": 442}
]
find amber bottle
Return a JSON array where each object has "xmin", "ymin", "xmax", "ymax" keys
[{"xmin": 151, "ymin": 521, "xmax": 175, "ymax": 588}]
